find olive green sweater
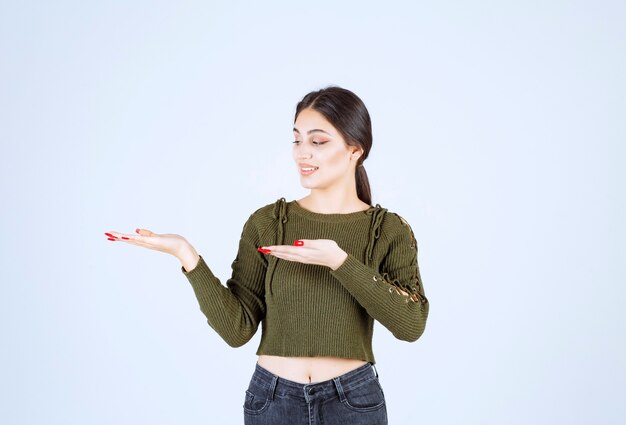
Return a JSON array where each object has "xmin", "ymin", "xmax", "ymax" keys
[{"xmin": 181, "ymin": 197, "xmax": 428, "ymax": 363}]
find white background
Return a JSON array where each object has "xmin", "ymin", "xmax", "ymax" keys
[{"xmin": 1, "ymin": 1, "xmax": 624, "ymax": 424}]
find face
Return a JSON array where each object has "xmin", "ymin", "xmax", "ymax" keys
[{"xmin": 292, "ymin": 108, "xmax": 363, "ymax": 190}]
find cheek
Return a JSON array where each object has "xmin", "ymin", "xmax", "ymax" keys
[{"xmin": 325, "ymin": 148, "xmax": 349, "ymax": 167}]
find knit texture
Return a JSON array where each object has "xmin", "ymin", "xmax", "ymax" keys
[{"xmin": 181, "ymin": 197, "xmax": 429, "ymax": 363}]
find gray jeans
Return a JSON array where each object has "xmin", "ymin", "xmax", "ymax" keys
[{"xmin": 243, "ymin": 361, "xmax": 388, "ymax": 424}]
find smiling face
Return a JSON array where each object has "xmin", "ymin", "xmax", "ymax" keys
[{"xmin": 292, "ymin": 107, "xmax": 363, "ymax": 191}]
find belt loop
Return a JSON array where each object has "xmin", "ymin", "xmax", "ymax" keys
[
  {"xmin": 268, "ymin": 375, "xmax": 278, "ymax": 401},
  {"xmin": 371, "ymin": 362, "xmax": 379, "ymax": 378},
  {"xmin": 333, "ymin": 377, "xmax": 347, "ymax": 402}
]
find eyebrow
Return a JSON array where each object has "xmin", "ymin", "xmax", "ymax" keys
[{"xmin": 293, "ymin": 127, "xmax": 332, "ymax": 136}]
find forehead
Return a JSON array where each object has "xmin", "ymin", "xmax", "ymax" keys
[{"xmin": 293, "ymin": 108, "xmax": 334, "ymax": 132}]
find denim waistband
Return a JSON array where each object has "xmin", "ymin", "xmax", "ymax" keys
[{"xmin": 250, "ymin": 361, "xmax": 379, "ymax": 404}]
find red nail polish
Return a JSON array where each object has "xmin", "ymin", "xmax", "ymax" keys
[
  {"xmin": 105, "ymin": 233, "xmax": 114, "ymax": 237},
  {"xmin": 294, "ymin": 240, "xmax": 304, "ymax": 246},
  {"xmin": 257, "ymin": 247, "xmax": 271, "ymax": 254},
  {"xmin": 121, "ymin": 237, "xmax": 129, "ymax": 240},
  {"xmin": 107, "ymin": 238, "xmax": 116, "ymax": 241},
  {"xmin": 135, "ymin": 229, "xmax": 140, "ymax": 233}
]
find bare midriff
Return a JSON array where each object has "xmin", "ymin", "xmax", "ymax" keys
[{"xmin": 257, "ymin": 355, "xmax": 368, "ymax": 384}]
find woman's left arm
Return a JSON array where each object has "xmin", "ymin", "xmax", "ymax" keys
[
  {"xmin": 328, "ymin": 214, "xmax": 429, "ymax": 342},
  {"xmin": 260, "ymin": 214, "xmax": 429, "ymax": 342}
]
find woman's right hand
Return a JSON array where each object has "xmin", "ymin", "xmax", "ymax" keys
[{"xmin": 104, "ymin": 228, "xmax": 194, "ymax": 259}]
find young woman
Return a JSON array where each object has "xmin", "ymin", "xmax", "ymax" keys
[{"xmin": 104, "ymin": 86, "xmax": 429, "ymax": 424}]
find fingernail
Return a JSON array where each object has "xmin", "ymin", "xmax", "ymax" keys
[
  {"xmin": 294, "ymin": 240, "xmax": 304, "ymax": 246},
  {"xmin": 121, "ymin": 237, "xmax": 129, "ymax": 240},
  {"xmin": 105, "ymin": 233, "xmax": 115, "ymax": 238},
  {"xmin": 135, "ymin": 229, "xmax": 140, "ymax": 233},
  {"xmin": 107, "ymin": 238, "xmax": 116, "ymax": 241},
  {"xmin": 257, "ymin": 247, "xmax": 271, "ymax": 254}
]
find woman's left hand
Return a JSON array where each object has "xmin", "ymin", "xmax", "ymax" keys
[{"xmin": 258, "ymin": 239, "xmax": 348, "ymax": 271}]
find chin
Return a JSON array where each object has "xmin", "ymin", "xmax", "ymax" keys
[{"xmin": 299, "ymin": 178, "xmax": 322, "ymax": 190}]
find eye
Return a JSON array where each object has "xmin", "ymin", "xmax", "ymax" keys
[{"xmin": 292, "ymin": 140, "xmax": 327, "ymax": 145}]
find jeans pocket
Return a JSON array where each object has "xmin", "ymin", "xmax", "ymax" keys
[
  {"xmin": 243, "ymin": 386, "xmax": 271, "ymax": 415},
  {"xmin": 342, "ymin": 376, "xmax": 386, "ymax": 412}
]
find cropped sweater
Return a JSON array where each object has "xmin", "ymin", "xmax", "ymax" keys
[{"xmin": 181, "ymin": 197, "xmax": 429, "ymax": 363}]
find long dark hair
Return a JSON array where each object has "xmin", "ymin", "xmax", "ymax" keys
[{"xmin": 294, "ymin": 86, "xmax": 373, "ymax": 206}]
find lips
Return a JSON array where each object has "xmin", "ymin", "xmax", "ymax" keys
[
  {"xmin": 299, "ymin": 164, "xmax": 318, "ymax": 176},
  {"xmin": 298, "ymin": 163, "xmax": 319, "ymax": 175}
]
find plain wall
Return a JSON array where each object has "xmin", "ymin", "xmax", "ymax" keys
[{"xmin": 1, "ymin": 1, "xmax": 624, "ymax": 424}]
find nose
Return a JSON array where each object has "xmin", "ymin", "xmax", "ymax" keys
[{"xmin": 294, "ymin": 143, "xmax": 313, "ymax": 159}]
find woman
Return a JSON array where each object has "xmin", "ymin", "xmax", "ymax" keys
[{"xmin": 104, "ymin": 86, "xmax": 429, "ymax": 424}]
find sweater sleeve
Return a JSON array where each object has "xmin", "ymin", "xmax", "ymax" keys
[
  {"xmin": 329, "ymin": 213, "xmax": 429, "ymax": 342},
  {"xmin": 180, "ymin": 212, "xmax": 267, "ymax": 347}
]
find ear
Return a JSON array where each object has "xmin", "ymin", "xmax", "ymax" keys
[{"xmin": 350, "ymin": 146, "xmax": 364, "ymax": 161}]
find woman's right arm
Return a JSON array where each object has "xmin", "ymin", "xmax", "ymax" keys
[
  {"xmin": 105, "ymin": 210, "xmax": 268, "ymax": 348},
  {"xmin": 179, "ymin": 213, "xmax": 268, "ymax": 347},
  {"xmin": 178, "ymin": 244, "xmax": 201, "ymax": 273}
]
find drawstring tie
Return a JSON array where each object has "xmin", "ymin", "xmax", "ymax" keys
[
  {"xmin": 266, "ymin": 197, "xmax": 288, "ymax": 295},
  {"xmin": 364, "ymin": 204, "xmax": 387, "ymax": 267}
]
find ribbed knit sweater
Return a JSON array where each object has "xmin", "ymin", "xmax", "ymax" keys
[{"xmin": 181, "ymin": 197, "xmax": 428, "ymax": 363}]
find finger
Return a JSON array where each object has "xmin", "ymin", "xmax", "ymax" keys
[
  {"xmin": 124, "ymin": 239, "xmax": 156, "ymax": 249},
  {"xmin": 292, "ymin": 239, "xmax": 317, "ymax": 246},
  {"xmin": 136, "ymin": 228, "xmax": 155, "ymax": 236},
  {"xmin": 262, "ymin": 242, "xmax": 312, "ymax": 250},
  {"xmin": 106, "ymin": 236, "xmax": 157, "ymax": 250},
  {"xmin": 104, "ymin": 231, "xmax": 150, "ymax": 242},
  {"xmin": 271, "ymin": 246, "xmax": 314, "ymax": 258},
  {"xmin": 104, "ymin": 231, "xmax": 132, "ymax": 241},
  {"xmin": 268, "ymin": 251, "xmax": 301, "ymax": 261},
  {"xmin": 269, "ymin": 250, "xmax": 319, "ymax": 265},
  {"xmin": 262, "ymin": 245, "xmax": 307, "ymax": 254}
]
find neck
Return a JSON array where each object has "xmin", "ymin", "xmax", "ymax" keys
[{"xmin": 300, "ymin": 177, "xmax": 368, "ymax": 214}]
